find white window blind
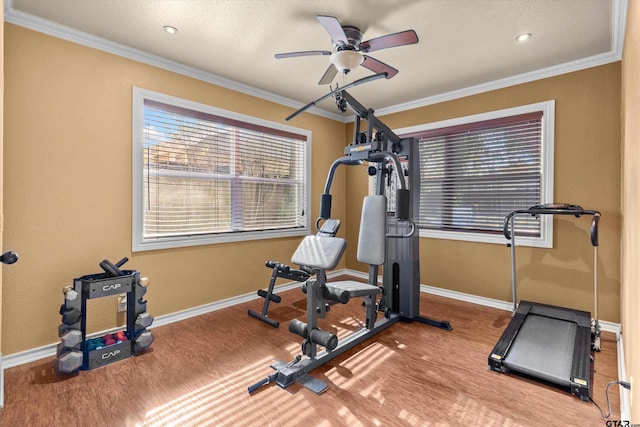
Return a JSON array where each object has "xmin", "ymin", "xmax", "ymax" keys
[
  {"xmin": 132, "ymin": 89, "xmax": 310, "ymax": 251},
  {"xmin": 397, "ymin": 101, "xmax": 554, "ymax": 247},
  {"xmin": 417, "ymin": 112, "xmax": 542, "ymax": 235}
]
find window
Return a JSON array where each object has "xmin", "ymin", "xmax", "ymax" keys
[
  {"xmin": 132, "ymin": 88, "xmax": 310, "ymax": 251},
  {"xmin": 396, "ymin": 101, "xmax": 554, "ymax": 247}
]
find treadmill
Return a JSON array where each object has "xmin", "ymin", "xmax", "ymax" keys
[{"xmin": 488, "ymin": 204, "xmax": 601, "ymax": 401}]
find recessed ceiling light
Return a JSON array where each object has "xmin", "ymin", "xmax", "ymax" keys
[
  {"xmin": 516, "ymin": 33, "xmax": 531, "ymax": 42},
  {"xmin": 163, "ymin": 26, "xmax": 178, "ymax": 35}
]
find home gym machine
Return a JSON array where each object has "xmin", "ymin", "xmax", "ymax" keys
[
  {"xmin": 248, "ymin": 88, "xmax": 451, "ymax": 394},
  {"xmin": 488, "ymin": 204, "xmax": 601, "ymax": 400}
]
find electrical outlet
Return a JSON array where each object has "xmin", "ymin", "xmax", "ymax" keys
[{"xmin": 117, "ymin": 294, "xmax": 127, "ymax": 312}]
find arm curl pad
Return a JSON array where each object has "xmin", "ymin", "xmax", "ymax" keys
[{"xmin": 323, "ymin": 287, "xmax": 350, "ymax": 304}]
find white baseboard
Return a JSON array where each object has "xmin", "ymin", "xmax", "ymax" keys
[
  {"xmin": 617, "ymin": 334, "xmax": 631, "ymax": 421},
  {"xmin": 1, "ymin": 267, "xmax": 622, "ymax": 370}
]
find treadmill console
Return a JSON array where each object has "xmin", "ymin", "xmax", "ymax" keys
[{"xmin": 529, "ymin": 203, "xmax": 583, "ymax": 211}]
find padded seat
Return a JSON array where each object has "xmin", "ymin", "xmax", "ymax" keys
[
  {"xmin": 291, "ymin": 235, "xmax": 346, "ymax": 271},
  {"xmin": 325, "ymin": 281, "xmax": 381, "ymax": 298}
]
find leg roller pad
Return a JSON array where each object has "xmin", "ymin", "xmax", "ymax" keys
[
  {"xmin": 257, "ymin": 289, "xmax": 282, "ymax": 303},
  {"xmin": 309, "ymin": 329, "xmax": 338, "ymax": 351},
  {"xmin": 289, "ymin": 319, "xmax": 307, "ymax": 338},
  {"xmin": 289, "ymin": 319, "xmax": 338, "ymax": 351},
  {"xmin": 324, "ymin": 287, "xmax": 349, "ymax": 304},
  {"xmin": 301, "ymin": 282, "xmax": 350, "ymax": 304}
]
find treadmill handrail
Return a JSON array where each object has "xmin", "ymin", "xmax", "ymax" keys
[
  {"xmin": 503, "ymin": 206, "xmax": 601, "ymax": 246},
  {"xmin": 503, "ymin": 203, "xmax": 602, "ymax": 315}
]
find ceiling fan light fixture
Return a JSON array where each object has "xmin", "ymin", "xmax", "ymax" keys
[
  {"xmin": 330, "ymin": 50, "xmax": 364, "ymax": 74},
  {"xmin": 516, "ymin": 33, "xmax": 531, "ymax": 42}
]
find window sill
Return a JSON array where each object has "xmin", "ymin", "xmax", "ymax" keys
[
  {"xmin": 419, "ymin": 228, "xmax": 552, "ymax": 248},
  {"xmin": 133, "ymin": 226, "xmax": 309, "ymax": 252}
]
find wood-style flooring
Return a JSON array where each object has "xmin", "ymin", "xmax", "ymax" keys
[{"xmin": 1, "ymin": 280, "xmax": 620, "ymax": 426}]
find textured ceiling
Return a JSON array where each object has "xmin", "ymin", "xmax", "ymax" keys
[{"xmin": 6, "ymin": 0, "xmax": 624, "ymax": 119}]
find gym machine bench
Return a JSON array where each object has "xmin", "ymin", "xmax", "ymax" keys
[{"xmin": 248, "ymin": 220, "xmax": 341, "ymax": 328}]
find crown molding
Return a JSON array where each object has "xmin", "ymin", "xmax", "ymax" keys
[
  {"xmin": 3, "ymin": 0, "xmax": 628, "ymax": 123},
  {"xmin": 3, "ymin": 1, "xmax": 345, "ymax": 123},
  {"xmin": 375, "ymin": 0, "xmax": 627, "ymax": 117},
  {"xmin": 375, "ymin": 52, "xmax": 622, "ymax": 118}
]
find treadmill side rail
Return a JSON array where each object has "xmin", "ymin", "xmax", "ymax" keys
[
  {"xmin": 488, "ymin": 301, "xmax": 533, "ymax": 372},
  {"xmin": 570, "ymin": 324, "xmax": 593, "ymax": 401},
  {"xmin": 489, "ymin": 312, "xmax": 526, "ymax": 371}
]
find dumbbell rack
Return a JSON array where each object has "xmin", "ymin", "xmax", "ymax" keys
[{"xmin": 57, "ymin": 269, "xmax": 154, "ymax": 373}]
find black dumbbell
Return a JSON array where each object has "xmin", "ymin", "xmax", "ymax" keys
[
  {"xmin": 99, "ymin": 257, "xmax": 129, "ymax": 278},
  {"xmin": 59, "ymin": 305, "xmax": 82, "ymax": 325}
]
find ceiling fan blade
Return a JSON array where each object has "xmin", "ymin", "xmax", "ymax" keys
[
  {"xmin": 318, "ymin": 64, "xmax": 338, "ymax": 85},
  {"xmin": 359, "ymin": 30, "xmax": 419, "ymax": 53},
  {"xmin": 317, "ymin": 15, "xmax": 348, "ymax": 47},
  {"xmin": 275, "ymin": 50, "xmax": 332, "ymax": 59},
  {"xmin": 361, "ymin": 55, "xmax": 398, "ymax": 79}
]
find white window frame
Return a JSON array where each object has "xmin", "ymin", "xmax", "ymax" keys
[
  {"xmin": 395, "ymin": 100, "xmax": 555, "ymax": 248},
  {"xmin": 132, "ymin": 87, "xmax": 311, "ymax": 252}
]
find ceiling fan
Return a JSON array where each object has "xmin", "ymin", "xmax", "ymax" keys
[{"xmin": 275, "ymin": 15, "xmax": 419, "ymax": 85}]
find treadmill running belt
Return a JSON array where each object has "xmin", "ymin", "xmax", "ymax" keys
[{"xmin": 503, "ymin": 314, "xmax": 577, "ymax": 387}]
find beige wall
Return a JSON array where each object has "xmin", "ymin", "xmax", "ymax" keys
[
  {"xmin": 345, "ymin": 64, "xmax": 622, "ymax": 323},
  {"xmin": 2, "ymin": 24, "xmax": 347, "ymax": 355},
  {"xmin": 0, "ymin": 21, "xmax": 626, "ymax": 366},
  {"xmin": 622, "ymin": 0, "xmax": 640, "ymax": 420}
]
